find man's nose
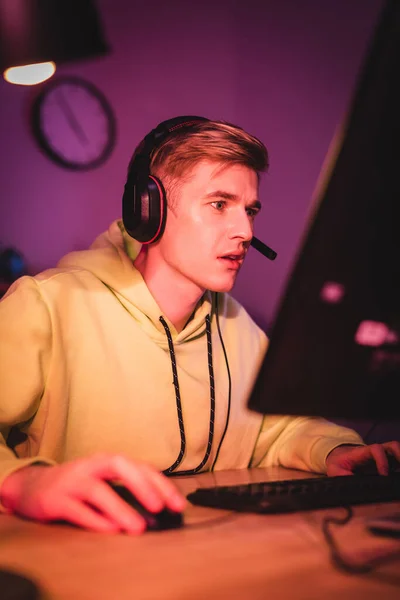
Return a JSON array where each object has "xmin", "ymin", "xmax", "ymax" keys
[{"xmin": 228, "ymin": 210, "xmax": 253, "ymax": 242}]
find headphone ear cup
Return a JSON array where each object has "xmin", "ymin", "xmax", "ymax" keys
[
  {"xmin": 123, "ymin": 116, "xmax": 208, "ymax": 244},
  {"xmin": 122, "ymin": 174, "xmax": 167, "ymax": 244},
  {"xmin": 144, "ymin": 175, "xmax": 167, "ymax": 244}
]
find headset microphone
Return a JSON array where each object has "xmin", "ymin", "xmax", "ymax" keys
[{"xmin": 251, "ymin": 236, "xmax": 277, "ymax": 260}]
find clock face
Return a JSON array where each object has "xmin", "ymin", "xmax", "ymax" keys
[{"xmin": 31, "ymin": 76, "xmax": 117, "ymax": 170}]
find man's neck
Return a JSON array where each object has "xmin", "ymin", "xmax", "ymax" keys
[{"xmin": 134, "ymin": 248, "xmax": 204, "ymax": 333}]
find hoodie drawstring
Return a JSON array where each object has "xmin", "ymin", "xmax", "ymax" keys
[{"xmin": 159, "ymin": 314, "xmax": 215, "ymax": 475}]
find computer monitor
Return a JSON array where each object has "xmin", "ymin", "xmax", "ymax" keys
[{"xmin": 248, "ymin": 0, "xmax": 400, "ymax": 420}]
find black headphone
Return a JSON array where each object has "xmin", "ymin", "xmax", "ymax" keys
[
  {"xmin": 122, "ymin": 115, "xmax": 277, "ymax": 260},
  {"xmin": 122, "ymin": 115, "xmax": 208, "ymax": 244}
]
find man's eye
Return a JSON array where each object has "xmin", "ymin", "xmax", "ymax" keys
[
  {"xmin": 211, "ymin": 201, "xmax": 226, "ymax": 211},
  {"xmin": 246, "ymin": 208, "xmax": 258, "ymax": 218}
]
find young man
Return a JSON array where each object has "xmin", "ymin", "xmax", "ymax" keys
[{"xmin": 0, "ymin": 117, "xmax": 398, "ymax": 534}]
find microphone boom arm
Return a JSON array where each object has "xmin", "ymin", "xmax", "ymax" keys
[{"xmin": 250, "ymin": 236, "xmax": 277, "ymax": 261}]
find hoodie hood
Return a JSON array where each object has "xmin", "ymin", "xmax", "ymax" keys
[{"xmin": 57, "ymin": 220, "xmax": 213, "ymax": 344}]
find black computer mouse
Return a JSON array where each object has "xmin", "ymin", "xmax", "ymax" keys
[
  {"xmin": 108, "ymin": 482, "xmax": 184, "ymax": 531},
  {"xmin": 353, "ymin": 454, "xmax": 399, "ymax": 476},
  {"xmin": 0, "ymin": 568, "xmax": 40, "ymax": 600}
]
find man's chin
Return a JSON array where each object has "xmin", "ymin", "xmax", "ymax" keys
[{"xmin": 208, "ymin": 279, "xmax": 236, "ymax": 293}]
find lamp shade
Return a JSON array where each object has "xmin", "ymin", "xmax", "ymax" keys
[{"xmin": 0, "ymin": 0, "xmax": 109, "ymax": 72}]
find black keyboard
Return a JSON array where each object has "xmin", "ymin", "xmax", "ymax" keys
[{"xmin": 187, "ymin": 473, "xmax": 400, "ymax": 514}]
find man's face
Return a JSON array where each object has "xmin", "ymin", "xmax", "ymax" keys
[{"xmin": 153, "ymin": 160, "xmax": 261, "ymax": 294}]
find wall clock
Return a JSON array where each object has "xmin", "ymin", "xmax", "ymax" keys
[{"xmin": 31, "ymin": 76, "xmax": 117, "ymax": 170}]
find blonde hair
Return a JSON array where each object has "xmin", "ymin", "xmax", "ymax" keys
[{"xmin": 129, "ymin": 119, "xmax": 269, "ymax": 206}]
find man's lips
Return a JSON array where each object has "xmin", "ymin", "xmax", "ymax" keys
[
  {"xmin": 219, "ymin": 252, "xmax": 246, "ymax": 260},
  {"xmin": 218, "ymin": 253, "xmax": 246, "ymax": 268}
]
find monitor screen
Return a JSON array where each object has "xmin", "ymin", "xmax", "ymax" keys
[{"xmin": 248, "ymin": 0, "xmax": 400, "ymax": 420}]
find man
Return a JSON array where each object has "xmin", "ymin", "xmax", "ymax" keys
[{"xmin": 0, "ymin": 117, "xmax": 399, "ymax": 534}]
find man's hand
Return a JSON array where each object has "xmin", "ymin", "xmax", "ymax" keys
[
  {"xmin": 0, "ymin": 454, "xmax": 186, "ymax": 534},
  {"xmin": 326, "ymin": 441, "xmax": 400, "ymax": 476}
]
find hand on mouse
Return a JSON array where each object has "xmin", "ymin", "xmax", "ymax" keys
[
  {"xmin": 0, "ymin": 454, "xmax": 186, "ymax": 534},
  {"xmin": 325, "ymin": 441, "xmax": 400, "ymax": 476}
]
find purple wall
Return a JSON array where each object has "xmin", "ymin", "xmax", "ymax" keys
[{"xmin": 0, "ymin": 0, "xmax": 384, "ymax": 332}]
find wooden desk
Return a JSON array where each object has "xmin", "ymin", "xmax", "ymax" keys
[{"xmin": 0, "ymin": 467, "xmax": 399, "ymax": 599}]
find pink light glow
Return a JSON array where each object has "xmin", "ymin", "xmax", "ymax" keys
[
  {"xmin": 320, "ymin": 281, "xmax": 345, "ymax": 304},
  {"xmin": 355, "ymin": 320, "xmax": 390, "ymax": 347}
]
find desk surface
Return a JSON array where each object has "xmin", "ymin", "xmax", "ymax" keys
[{"xmin": 0, "ymin": 467, "xmax": 399, "ymax": 600}]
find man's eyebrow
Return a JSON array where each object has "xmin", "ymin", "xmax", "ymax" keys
[{"xmin": 204, "ymin": 190, "xmax": 261, "ymax": 209}]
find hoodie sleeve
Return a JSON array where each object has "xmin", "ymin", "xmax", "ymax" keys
[
  {"xmin": 250, "ymin": 414, "xmax": 365, "ymax": 473},
  {"xmin": 0, "ymin": 277, "xmax": 55, "ymax": 499}
]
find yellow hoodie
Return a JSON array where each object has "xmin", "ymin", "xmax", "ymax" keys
[{"xmin": 0, "ymin": 220, "xmax": 363, "ymax": 489}]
